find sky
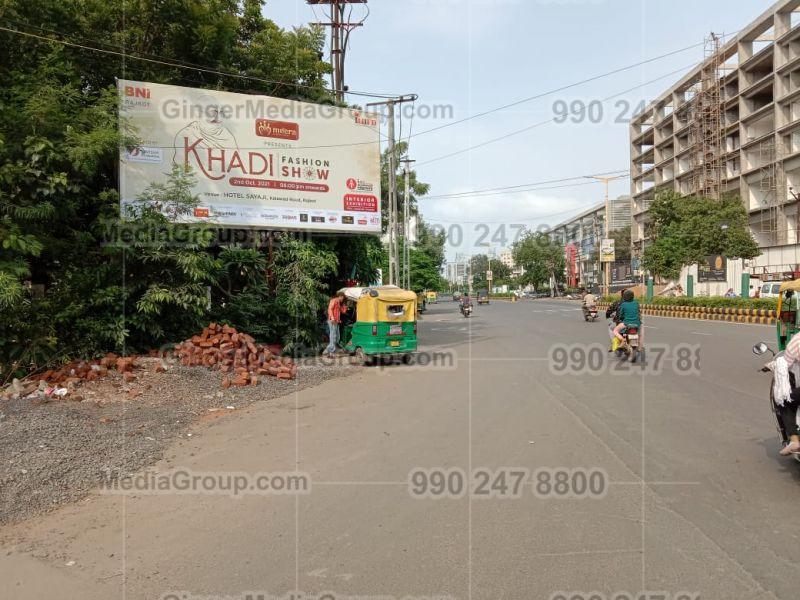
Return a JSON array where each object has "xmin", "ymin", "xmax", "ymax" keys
[{"xmin": 265, "ymin": 0, "xmax": 776, "ymax": 261}]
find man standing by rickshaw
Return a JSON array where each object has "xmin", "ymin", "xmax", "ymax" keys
[{"xmin": 324, "ymin": 291, "xmax": 345, "ymax": 357}]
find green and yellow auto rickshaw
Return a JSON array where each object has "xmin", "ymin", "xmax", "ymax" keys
[
  {"xmin": 416, "ymin": 291, "xmax": 427, "ymax": 313},
  {"xmin": 339, "ymin": 286, "xmax": 418, "ymax": 365},
  {"xmin": 776, "ymin": 279, "xmax": 800, "ymax": 350}
]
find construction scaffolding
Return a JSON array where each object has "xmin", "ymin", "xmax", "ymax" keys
[
  {"xmin": 691, "ymin": 33, "xmax": 724, "ymax": 199},
  {"xmin": 756, "ymin": 137, "xmax": 788, "ymax": 246}
]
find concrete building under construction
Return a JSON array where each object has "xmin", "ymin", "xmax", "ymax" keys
[{"xmin": 630, "ymin": 0, "xmax": 800, "ymax": 282}]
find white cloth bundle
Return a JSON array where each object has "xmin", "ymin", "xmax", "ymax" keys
[{"xmin": 770, "ymin": 355, "xmax": 800, "ymax": 406}]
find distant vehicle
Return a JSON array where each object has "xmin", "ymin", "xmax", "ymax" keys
[
  {"xmin": 426, "ymin": 291, "xmax": 438, "ymax": 304},
  {"xmin": 477, "ymin": 289, "xmax": 489, "ymax": 305},
  {"xmin": 760, "ymin": 281, "xmax": 783, "ymax": 298},
  {"xmin": 416, "ymin": 292, "xmax": 427, "ymax": 313},
  {"xmin": 452, "ymin": 291, "xmax": 462, "ymax": 302}
]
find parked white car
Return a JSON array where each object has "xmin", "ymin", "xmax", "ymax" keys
[{"xmin": 759, "ymin": 281, "xmax": 783, "ymax": 298}]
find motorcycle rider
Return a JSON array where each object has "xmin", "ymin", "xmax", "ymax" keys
[
  {"xmin": 581, "ymin": 292, "xmax": 597, "ymax": 318},
  {"xmin": 460, "ymin": 292, "xmax": 473, "ymax": 315},
  {"xmin": 777, "ymin": 331, "xmax": 800, "ymax": 455},
  {"xmin": 613, "ymin": 289, "xmax": 643, "ymax": 348},
  {"xmin": 605, "ymin": 288, "xmax": 626, "ymax": 352}
]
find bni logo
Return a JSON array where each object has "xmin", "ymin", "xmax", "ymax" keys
[{"xmin": 124, "ymin": 86, "xmax": 151, "ymax": 99}]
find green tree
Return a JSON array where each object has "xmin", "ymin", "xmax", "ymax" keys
[
  {"xmin": 641, "ymin": 191, "xmax": 759, "ymax": 280},
  {"xmin": 469, "ymin": 255, "xmax": 511, "ymax": 288},
  {"xmin": 512, "ymin": 231, "xmax": 565, "ymax": 293},
  {"xmin": 0, "ymin": 0, "xmax": 342, "ymax": 376}
]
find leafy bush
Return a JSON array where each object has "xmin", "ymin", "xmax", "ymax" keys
[{"xmin": 599, "ymin": 295, "xmax": 778, "ymax": 311}]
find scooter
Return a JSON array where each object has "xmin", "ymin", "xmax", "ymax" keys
[
  {"xmin": 582, "ymin": 304, "xmax": 598, "ymax": 322},
  {"xmin": 460, "ymin": 303, "xmax": 473, "ymax": 318},
  {"xmin": 753, "ymin": 341, "xmax": 800, "ymax": 462}
]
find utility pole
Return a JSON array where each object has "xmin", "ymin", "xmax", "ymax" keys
[
  {"xmin": 586, "ymin": 174, "xmax": 627, "ymax": 296},
  {"xmin": 366, "ymin": 96, "xmax": 416, "ymax": 287},
  {"xmin": 308, "ymin": 0, "xmax": 367, "ymax": 101},
  {"xmin": 400, "ymin": 158, "xmax": 416, "ymax": 290}
]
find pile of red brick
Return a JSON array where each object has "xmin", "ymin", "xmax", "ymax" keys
[
  {"xmin": 174, "ymin": 323, "xmax": 296, "ymax": 387},
  {"xmin": 37, "ymin": 353, "xmax": 158, "ymax": 387}
]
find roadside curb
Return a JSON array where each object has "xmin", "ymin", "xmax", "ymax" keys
[{"xmin": 597, "ymin": 302, "xmax": 776, "ymax": 325}]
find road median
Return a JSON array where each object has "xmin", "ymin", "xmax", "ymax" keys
[{"xmin": 597, "ymin": 302, "xmax": 776, "ymax": 324}]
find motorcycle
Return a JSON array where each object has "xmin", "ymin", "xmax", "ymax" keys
[
  {"xmin": 753, "ymin": 341, "xmax": 800, "ymax": 462},
  {"xmin": 460, "ymin": 303, "xmax": 473, "ymax": 318},
  {"xmin": 616, "ymin": 325, "xmax": 641, "ymax": 363},
  {"xmin": 582, "ymin": 304, "xmax": 598, "ymax": 322}
]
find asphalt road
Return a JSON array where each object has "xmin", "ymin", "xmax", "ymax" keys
[{"xmin": 3, "ymin": 299, "xmax": 799, "ymax": 600}]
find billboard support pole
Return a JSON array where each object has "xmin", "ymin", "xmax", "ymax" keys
[
  {"xmin": 401, "ymin": 158, "xmax": 416, "ymax": 290},
  {"xmin": 387, "ymin": 102, "xmax": 397, "ymax": 286},
  {"xmin": 586, "ymin": 173, "xmax": 626, "ymax": 296},
  {"xmin": 367, "ymin": 95, "xmax": 417, "ymax": 287}
]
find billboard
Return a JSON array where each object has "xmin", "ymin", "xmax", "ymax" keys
[
  {"xmin": 118, "ymin": 80, "xmax": 381, "ymax": 233},
  {"xmin": 698, "ymin": 254, "xmax": 727, "ymax": 282},
  {"xmin": 611, "ymin": 261, "xmax": 634, "ymax": 287},
  {"xmin": 600, "ymin": 238, "xmax": 615, "ymax": 262}
]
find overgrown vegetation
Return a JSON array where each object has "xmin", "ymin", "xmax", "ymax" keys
[{"xmin": 0, "ymin": 0, "xmax": 425, "ymax": 379}]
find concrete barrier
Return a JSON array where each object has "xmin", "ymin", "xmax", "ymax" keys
[{"xmin": 596, "ymin": 303, "xmax": 775, "ymax": 325}]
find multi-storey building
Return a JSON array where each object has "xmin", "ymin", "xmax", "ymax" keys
[
  {"xmin": 548, "ymin": 203, "xmax": 604, "ymax": 287},
  {"xmin": 631, "ymin": 0, "xmax": 800, "ymax": 281},
  {"xmin": 444, "ymin": 261, "xmax": 467, "ymax": 286},
  {"xmin": 499, "ymin": 249, "xmax": 525, "ymax": 278},
  {"xmin": 546, "ymin": 196, "xmax": 631, "ymax": 287}
]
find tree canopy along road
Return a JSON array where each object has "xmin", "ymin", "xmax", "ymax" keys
[{"xmin": 2, "ymin": 300, "xmax": 796, "ymax": 600}]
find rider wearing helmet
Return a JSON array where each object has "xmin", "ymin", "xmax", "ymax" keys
[{"xmin": 613, "ymin": 289, "xmax": 642, "ymax": 348}]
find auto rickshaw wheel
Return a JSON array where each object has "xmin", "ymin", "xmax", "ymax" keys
[
  {"xmin": 352, "ymin": 347, "xmax": 374, "ymax": 367},
  {"xmin": 402, "ymin": 353, "xmax": 413, "ymax": 365}
]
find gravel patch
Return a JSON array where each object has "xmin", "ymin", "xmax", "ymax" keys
[{"xmin": 0, "ymin": 357, "xmax": 357, "ymax": 525}]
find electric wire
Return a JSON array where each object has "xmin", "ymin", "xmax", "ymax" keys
[
  {"xmin": 0, "ymin": 22, "xmax": 399, "ymax": 100},
  {"xmin": 415, "ymin": 62, "xmax": 698, "ymax": 168}
]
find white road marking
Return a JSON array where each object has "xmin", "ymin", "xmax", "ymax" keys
[{"xmin": 690, "ymin": 331, "xmax": 713, "ymax": 336}]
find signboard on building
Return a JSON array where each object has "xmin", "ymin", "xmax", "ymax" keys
[
  {"xmin": 698, "ymin": 254, "xmax": 727, "ymax": 282},
  {"xmin": 600, "ymin": 238, "xmax": 615, "ymax": 263},
  {"xmin": 118, "ymin": 80, "xmax": 381, "ymax": 233},
  {"xmin": 611, "ymin": 261, "xmax": 634, "ymax": 287}
]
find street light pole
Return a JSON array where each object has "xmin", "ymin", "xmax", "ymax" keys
[
  {"xmin": 366, "ymin": 95, "xmax": 416, "ymax": 287},
  {"xmin": 400, "ymin": 158, "xmax": 415, "ymax": 290},
  {"xmin": 586, "ymin": 174, "xmax": 627, "ymax": 296}
]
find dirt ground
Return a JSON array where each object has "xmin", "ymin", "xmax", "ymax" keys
[{"xmin": 0, "ymin": 356, "xmax": 357, "ymax": 525}]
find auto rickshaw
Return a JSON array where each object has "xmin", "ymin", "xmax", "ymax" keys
[
  {"xmin": 416, "ymin": 291, "xmax": 427, "ymax": 313},
  {"xmin": 426, "ymin": 290, "xmax": 438, "ymax": 304},
  {"xmin": 776, "ymin": 279, "xmax": 800, "ymax": 350},
  {"xmin": 338, "ymin": 286, "xmax": 418, "ymax": 365}
]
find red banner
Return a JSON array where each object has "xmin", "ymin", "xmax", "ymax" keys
[{"xmin": 343, "ymin": 194, "xmax": 379, "ymax": 212}]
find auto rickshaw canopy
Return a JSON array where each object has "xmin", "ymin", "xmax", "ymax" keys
[
  {"xmin": 337, "ymin": 286, "xmax": 418, "ymax": 323},
  {"xmin": 776, "ymin": 279, "xmax": 800, "ymax": 349},
  {"xmin": 776, "ymin": 279, "xmax": 800, "ymax": 313}
]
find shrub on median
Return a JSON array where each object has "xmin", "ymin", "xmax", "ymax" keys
[{"xmin": 599, "ymin": 295, "xmax": 778, "ymax": 311}]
